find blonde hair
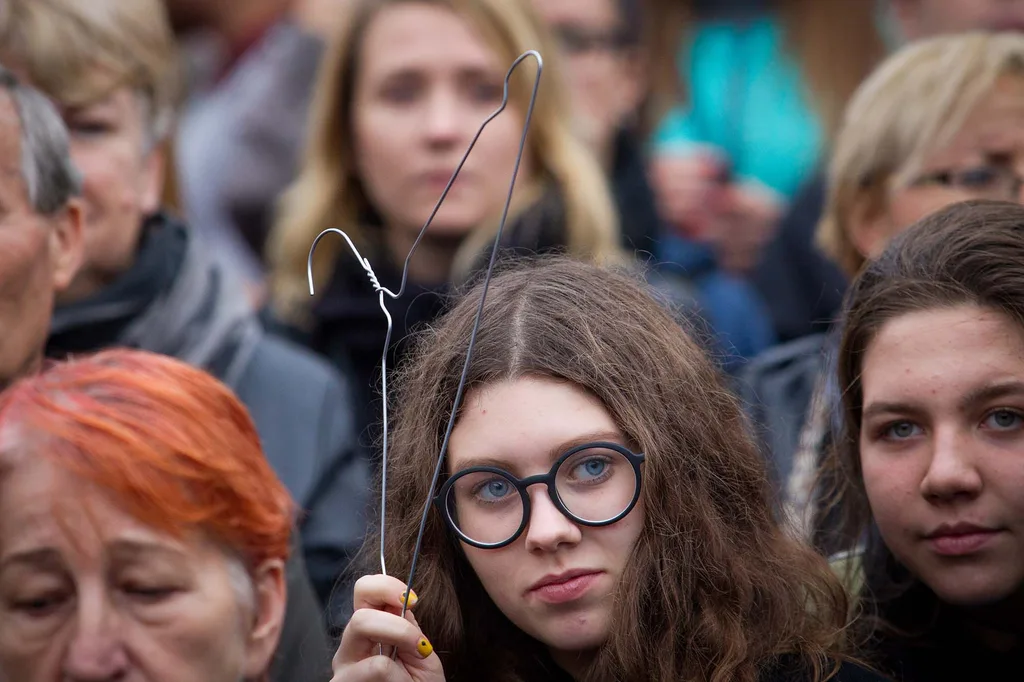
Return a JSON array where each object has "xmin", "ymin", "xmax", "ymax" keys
[
  {"xmin": 818, "ymin": 32, "xmax": 1024, "ymax": 276},
  {"xmin": 267, "ymin": 0, "xmax": 621, "ymax": 323},
  {"xmin": 0, "ymin": 0, "xmax": 180, "ymax": 146}
]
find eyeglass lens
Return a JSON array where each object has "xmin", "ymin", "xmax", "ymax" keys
[
  {"xmin": 445, "ymin": 446, "xmax": 638, "ymax": 546},
  {"xmin": 921, "ymin": 166, "xmax": 1023, "ymax": 201}
]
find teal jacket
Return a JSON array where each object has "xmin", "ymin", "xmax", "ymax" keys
[{"xmin": 652, "ymin": 15, "xmax": 822, "ymax": 199}]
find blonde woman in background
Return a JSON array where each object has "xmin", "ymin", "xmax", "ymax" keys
[{"xmin": 265, "ymin": 0, "xmax": 634, "ymax": 441}]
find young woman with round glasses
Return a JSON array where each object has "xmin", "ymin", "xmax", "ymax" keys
[{"xmin": 330, "ymin": 258, "xmax": 890, "ymax": 682}]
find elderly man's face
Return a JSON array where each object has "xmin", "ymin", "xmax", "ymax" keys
[
  {"xmin": 0, "ymin": 94, "xmax": 82, "ymax": 391},
  {"xmin": 893, "ymin": 0, "xmax": 1024, "ymax": 40}
]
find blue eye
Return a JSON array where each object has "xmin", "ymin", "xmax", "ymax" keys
[
  {"xmin": 474, "ymin": 477, "xmax": 513, "ymax": 502},
  {"xmin": 573, "ymin": 457, "xmax": 609, "ymax": 481},
  {"xmin": 984, "ymin": 409, "xmax": 1023, "ymax": 431},
  {"xmin": 885, "ymin": 421, "xmax": 922, "ymax": 440}
]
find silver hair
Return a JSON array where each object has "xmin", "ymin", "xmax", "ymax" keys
[{"xmin": 0, "ymin": 64, "xmax": 82, "ymax": 214}]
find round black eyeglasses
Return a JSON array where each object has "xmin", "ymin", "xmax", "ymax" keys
[{"xmin": 433, "ymin": 441, "xmax": 645, "ymax": 549}]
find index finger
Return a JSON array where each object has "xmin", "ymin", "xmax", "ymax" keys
[{"xmin": 353, "ymin": 574, "xmax": 420, "ymax": 612}]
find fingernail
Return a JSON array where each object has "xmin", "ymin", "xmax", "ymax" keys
[
  {"xmin": 401, "ymin": 590, "xmax": 418, "ymax": 606},
  {"xmin": 416, "ymin": 636, "xmax": 433, "ymax": 658}
]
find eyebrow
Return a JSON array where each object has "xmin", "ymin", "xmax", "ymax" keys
[
  {"xmin": 959, "ymin": 380, "xmax": 1024, "ymax": 411},
  {"xmin": 0, "ymin": 547, "xmax": 65, "ymax": 574},
  {"xmin": 861, "ymin": 400, "xmax": 925, "ymax": 422},
  {"xmin": 452, "ymin": 430, "xmax": 627, "ymax": 472},
  {"xmin": 108, "ymin": 539, "xmax": 188, "ymax": 560},
  {"xmin": 379, "ymin": 64, "xmax": 500, "ymax": 83},
  {"xmin": 862, "ymin": 380, "xmax": 1024, "ymax": 421},
  {"xmin": 0, "ymin": 539, "xmax": 187, "ymax": 574}
]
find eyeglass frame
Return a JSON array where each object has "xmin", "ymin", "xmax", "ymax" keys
[
  {"xmin": 909, "ymin": 164, "xmax": 1024, "ymax": 201},
  {"xmin": 433, "ymin": 441, "xmax": 646, "ymax": 550}
]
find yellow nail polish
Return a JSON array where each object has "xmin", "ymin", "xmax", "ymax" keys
[
  {"xmin": 416, "ymin": 637, "xmax": 433, "ymax": 658},
  {"xmin": 402, "ymin": 590, "xmax": 418, "ymax": 606}
]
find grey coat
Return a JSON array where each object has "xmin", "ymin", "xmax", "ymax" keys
[{"xmin": 49, "ymin": 215, "xmax": 369, "ymax": 677}]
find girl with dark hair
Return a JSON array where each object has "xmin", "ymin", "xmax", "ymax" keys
[
  {"xmin": 331, "ymin": 257, "xmax": 888, "ymax": 681},
  {"xmin": 820, "ymin": 199, "xmax": 1024, "ymax": 681}
]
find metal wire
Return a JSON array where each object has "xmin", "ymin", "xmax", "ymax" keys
[{"xmin": 307, "ymin": 51, "xmax": 543, "ymax": 604}]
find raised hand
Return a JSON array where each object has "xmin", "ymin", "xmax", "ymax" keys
[{"xmin": 331, "ymin": 574, "xmax": 446, "ymax": 682}]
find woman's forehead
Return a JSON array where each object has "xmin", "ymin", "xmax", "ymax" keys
[
  {"xmin": 448, "ymin": 378, "xmax": 621, "ymax": 471},
  {"xmin": 916, "ymin": 76, "xmax": 1024, "ymax": 166},
  {"xmin": 0, "ymin": 456, "xmax": 198, "ymax": 566},
  {"xmin": 358, "ymin": 4, "xmax": 507, "ymax": 80}
]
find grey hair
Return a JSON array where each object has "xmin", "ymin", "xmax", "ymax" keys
[{"xmin": 0, "ymin": 63, "xmax": 81, "ymax": 214}]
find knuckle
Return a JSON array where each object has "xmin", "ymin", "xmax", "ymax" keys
[
  {"xmin": 402, "ymin": 619, "xmax": 420, "ymax": 641},
  {"xmin": 366, "ymin": 655, "xmax": 394, "ymax": 677},
  {"xmin": 347, "ymin": 607, "xmax": 376, "ymax": 629}
]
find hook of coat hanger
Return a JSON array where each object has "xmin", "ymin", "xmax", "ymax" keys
[{"xmin": 306, "ymin": 49, "xmax": 543, "ymax": 625}]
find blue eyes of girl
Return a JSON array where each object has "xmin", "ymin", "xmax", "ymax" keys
[
  {"xmin": 471, "ymin": 456, "xmax": 612, "ymax": 502},
  {"xmin": 879, "ymin": 408, "xmax": 1024, "ymax": 441}
]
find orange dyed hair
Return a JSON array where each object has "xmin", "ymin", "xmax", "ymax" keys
[{"xmin": 0, "ymin": 349, "xmax": 294, "ymax": 569}]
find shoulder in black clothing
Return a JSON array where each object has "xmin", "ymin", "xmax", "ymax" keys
[{"xmin": 761, "ymin": 656, "xmax": 893, "ymax": 682}]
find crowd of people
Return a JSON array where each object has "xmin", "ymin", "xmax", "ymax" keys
[{"xmin": 0, "ymin": 0, "xmax": 1021, "ymax": 680}]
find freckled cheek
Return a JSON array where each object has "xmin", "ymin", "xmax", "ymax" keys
[{"xmin": 862, "ymin": 459, "xmax": 918, "ymax": 532}]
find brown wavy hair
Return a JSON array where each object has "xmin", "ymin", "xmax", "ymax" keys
[
  {"xmin": 353, "ymin": 257, "xmax": 854, "ymax": 681},
  {"xmin": 819, "ymin": 199, "xmax": 1024, "ymax": 647}
]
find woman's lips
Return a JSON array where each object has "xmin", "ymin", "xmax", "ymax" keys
[
  {"xmin": 528, "ymin": 571, "xmax": 602, "ymax": 604},
  {"xmin": 927, "ymin": 530, "xmax": 1001, "ymax": 557},
  {"xmin": 418, "ymin": 169, "xmax": 467, "ymax": 192}
]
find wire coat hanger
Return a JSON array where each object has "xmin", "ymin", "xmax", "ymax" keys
[{"xmin": 307, "ymin": 49, "xmax": 543, "ymax": 620}]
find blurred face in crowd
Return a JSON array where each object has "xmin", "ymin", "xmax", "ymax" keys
[
  {"xmin": 160, "ymin": 0, "xmax": 219, "ymax": 33},
  {"xmin": 448, "ymin": 378, "xmax": 644, "ymax": 671},
  {"xmin": 532, "ymin": 0, "xmax": 643, "ymax": 162},
  {"xmin": 56, "ymin": 88, "xmax": 164, "ymax": 302},
  {"xmin": 859, "ymin": 305, "xmax": 1024, "ymax": 607},
  {"xmin": 161, "ymin": 0, "xmax": 292, "ymax": 36},
  {"xmin": 850, "ymin": 75, "xmax": 1024, "ymax": 261},
  {"xmin": 0, "ymin": 93, "xmax": 82, "ymax": 392},
  {"xmin": 351, "ymin": 2, "xmax": 529, "ymax": 244},
  {"xmin": 893, "ymin": 0, "xmax": 1024, "ymax": 40},
  {"xmin": 0, "ymin": 454, "xmax": 285, "ymax": 681}
]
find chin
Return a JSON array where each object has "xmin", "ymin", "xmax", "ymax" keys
[
  {"xmin": 529, "ymin": 610, "xmax": 610, "ymax": 653},
  {"xmin": 537, "ymin": 627, "xmax": 607, "ymax": 654},
  {"xmin": 415, "ymin": 204, "xmax": 488, "ymax": 235},
  {"xmin": 926, "ymin": 571, "xmax": 1022, "ymax": 607}
]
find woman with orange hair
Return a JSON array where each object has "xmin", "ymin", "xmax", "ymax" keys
[{"xmin": 0, "ymin": 349, "xmax": 329, "ymax": 681}]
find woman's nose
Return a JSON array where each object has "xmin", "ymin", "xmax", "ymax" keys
[
  {"xmin": 63, "ymin": 596, "xmax": 129, "ymax": 681},
  {"xmin": 422, "ymin": 90, "xmax": 470, "ymax": 148},
  {"xmin": 920, "ymin": 426, "xmax": 983, "ymax": 503},
  {"xmin": 522, "ymin": 488, "xmax": 582, "ymax": 552}
]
